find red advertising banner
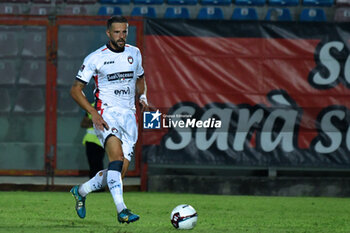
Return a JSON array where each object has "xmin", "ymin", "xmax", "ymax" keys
[{"xmin": 143, "ymin": 20, "xmax": 350, "ymax": 168}]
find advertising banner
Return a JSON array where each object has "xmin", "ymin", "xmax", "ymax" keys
[{"xmin": 143, "ymin": 19, "xmax": 350, "ymax": 168}]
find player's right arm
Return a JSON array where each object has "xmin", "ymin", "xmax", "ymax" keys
[
  {"xmin": 71, "ymin": 52, "xmax": 109, "ymax": 131},
  {"xmin": 70, "ymin": 80, "xmax": 109, "ymax": 131}
]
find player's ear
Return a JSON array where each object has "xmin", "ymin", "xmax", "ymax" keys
[{"xmin": 106, "ymin": 29, "xmax": 110, "ymax": 38}]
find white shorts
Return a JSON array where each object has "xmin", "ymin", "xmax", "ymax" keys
[{"xmin": 94, "ymin": 106, "xmax": 138, "ymax": 162}]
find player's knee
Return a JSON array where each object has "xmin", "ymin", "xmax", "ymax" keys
[
  {"xmin": 105, "ymin": 138, "xmax": 124, "ymax": 161},
  {"xmin": 108, "ymin": 150, "xmax": 124, "ymax": 161}
]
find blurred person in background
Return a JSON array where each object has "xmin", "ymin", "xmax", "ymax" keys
[{"xmin": 81, "ymin": 102, "xmax": 105, "ymax": 179}]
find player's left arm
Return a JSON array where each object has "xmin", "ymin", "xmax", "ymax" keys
[{"xmin": 136, "ymin": 76, "xmax": 148, "ymax": 112}]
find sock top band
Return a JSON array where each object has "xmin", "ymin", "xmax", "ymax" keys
[{"xmin": 108, "ymin": 160, "xmax": 123, "ymax": 172}]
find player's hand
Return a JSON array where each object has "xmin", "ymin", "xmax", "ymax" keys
[
  {"xmin": 139, "ymin": 99, "xmax": 149, "ymax": 112},
  {"xmin": 91, "ymin": 111, "xmax": 109, "ymax": 131},
  {"xmin": 139, "ymin": 94, "xmax": 149, "ymax": 112}
]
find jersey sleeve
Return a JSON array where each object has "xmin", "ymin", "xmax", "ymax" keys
[
  {"xmin": 136, "ymin": 49, "xmax": 144, "ymax": 78},
  {"xmin": 76, "ymin": 54, "xmax": 96, "ymax": 84}
]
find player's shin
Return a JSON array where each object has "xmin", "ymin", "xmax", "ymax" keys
[
  {"xmin": 107, "ymin": 160, "xmax": 127, "ymax": 213},
  {"xmin": 79, "ymin": 169, "xmax": 107, "ymax": 197}
]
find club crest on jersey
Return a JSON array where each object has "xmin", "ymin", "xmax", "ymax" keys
[{"xmin": 128, "ymin": 56, "xmax": 133, "ymax": 64}]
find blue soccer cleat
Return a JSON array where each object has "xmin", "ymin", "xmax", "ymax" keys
[
  {"xmin": 118, "ymin": 209, "xmax": 140, "ymax": 224},
  {"xmin": 70, "ymin": 185, "xmax": 86, "ymax": 219}
]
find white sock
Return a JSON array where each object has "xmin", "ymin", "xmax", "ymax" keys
[
  {"xmin": 107, "ymin": 170, "xmax": 127, "ymax": 213},
  {"xmin": 79, "ymin": 169, "xmax": 107, "ymax": 197}
]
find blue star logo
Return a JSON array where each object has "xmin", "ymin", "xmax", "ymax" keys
[{"xmin": 143, "ymin": 110, "xmax": 162, "ymax": 129}]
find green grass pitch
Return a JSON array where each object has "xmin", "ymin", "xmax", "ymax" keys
[{"xmin": 0, "ymin": 191, "xmax": 350, "ymax": 233}]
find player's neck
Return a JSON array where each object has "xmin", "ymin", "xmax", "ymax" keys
[{"xmin": 107, "ymin": 42, "xmax": 125, "ymax": 53}]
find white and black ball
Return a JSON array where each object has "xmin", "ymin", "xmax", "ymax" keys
[{"xmin": 170, "ymin": 204, "xmax": 198, "ymax": 230}]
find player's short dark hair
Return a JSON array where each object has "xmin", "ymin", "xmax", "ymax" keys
[{"xmin": 107, "ymin": 16, "xmax": 128, "ymax": 29}]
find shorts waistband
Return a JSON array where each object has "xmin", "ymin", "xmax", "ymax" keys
[{"xmin": 100, "ymin": 105, "xmax": 136, "ymax": 114}]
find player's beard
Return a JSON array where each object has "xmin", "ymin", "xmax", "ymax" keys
[{"xmin": 110, "ymin": 39, "xmax": 125, "ymax": 52}]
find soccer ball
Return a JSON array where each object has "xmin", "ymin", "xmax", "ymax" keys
[{"xmin": 170, "ymin": 204, "xmax": 198, "ymax": 230}]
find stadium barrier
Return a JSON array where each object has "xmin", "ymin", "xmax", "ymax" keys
[{"xmin": 1, "ymin": 15, "xmax": 350, "ymax": 195}]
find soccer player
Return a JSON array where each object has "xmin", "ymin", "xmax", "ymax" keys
[{"xmin": 69, "ymin": 15, "xmax": 148, "ymax": 224}]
